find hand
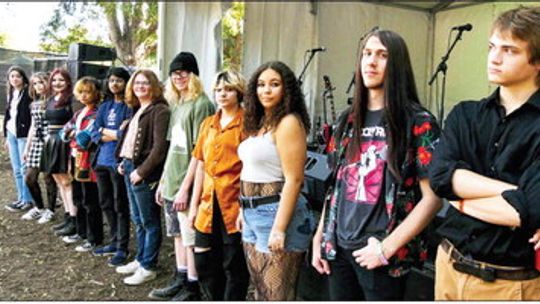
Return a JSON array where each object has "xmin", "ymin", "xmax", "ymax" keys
[
  {"xmin": 155, "ymin": 183, "xmax": 164, "ymax": 206},
  {"xmin": 172, "ymin": 188, "xmax": 189, "ymax": 211},
  {"xmin": 22, "ymin": 151, "xmax": 28, "ymax": 162},
  {"xmin": 311, "ymin": 230, "xmax": 331, "ymax": 275},
  {"xmin": 3, "ymin": 139, "xmax": 8, "ymax": 151},
  {"xmin": 117, "ymin": 163, "xmax": 125, "ymax": 176},
  {"xmin": 236, "ymin": 210, "xmax": 243, "ymax": 232},
  {"xmin": 130, "ymin": 170, "xmax": 143, "ymax": 185},
  {"xmin": 529, "ymin": 228, "xmax": 540, "ymax": 250},
  {"xmin": 352, "ymin": 237, "xmax": 388, "ymax": 270},
  {"xmin": 267, "ymin": 229, "xmax": 286, "ymax": 253},
  {"xmin": 187, "ymin": 204, "xmax": 197, "ymax": 230}
]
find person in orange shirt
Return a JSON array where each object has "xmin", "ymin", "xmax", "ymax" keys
[{"xmin": 188, "ymin": 70, "xmax": 250, "ymax": 300}]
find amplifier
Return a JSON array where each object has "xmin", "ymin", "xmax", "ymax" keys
[{"xmin": 303, "ymin": 151, "xmax": 333, "ymax": 212}]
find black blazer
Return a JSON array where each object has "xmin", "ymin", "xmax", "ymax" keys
[{"xmin": 3, "ymin": 87, "xmax": 32, "ymax": 138}]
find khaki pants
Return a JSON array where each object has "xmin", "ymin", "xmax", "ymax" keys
[{"xmin": 435, "ymin": 244, "xmax": 540, "ymax": 300}]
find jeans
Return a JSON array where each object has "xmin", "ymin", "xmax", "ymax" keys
[
  {"xmin": 242, "ymin": 194, "xmax": 314, "ymax": 253},
  {"xmin": 327, "ymin": 246, "xmax": 406, "ymax": 300},
  {"xmin": 25, "ymin": 167, "xmax": 57, "ymax": 211},
  {"xmin": 6, "ymin": 131, "xmax": 32, "ymax": 202},
  {"xmin": 96, "ymin": 166, "xmax": 130, "ymax": 251},
  {"xmin": 81, "ymin": 182, "xmax": 103, "ymax": 245},
  {"xmin": 123, "ymin": 159, "xmax": 162, "ymax": 270}
]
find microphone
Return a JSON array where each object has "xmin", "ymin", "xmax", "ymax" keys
[
  {"xmin": 451, "ymin": 23, "xmax": 473, "ymax": 32},
  {"xmin": 307, "ymin": 47, "xmax": 326, "ymax": 53}
]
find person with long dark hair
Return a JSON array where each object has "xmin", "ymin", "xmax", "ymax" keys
[
  {"xmin": 3, "ymin": 66, "xmax": 33, "ymax": 212},
  {"xmin": 311, "ymin": 30, "xmax": 441, "ymax": 300},
  {"xmin": 238, "ymin": 61, "xmax": 314, "ymax": 300},
  {"xmin": 39, "ymin": 69, "xmax": 79, "ymax": 238},
  {"xmin": 115, "ymin": 69, "xmax": 170, "ymax": 286},
  {"xmin": 90, "ymin": 67, "xmax": 132, "ymax": 267},
  {"xmin": 21, "ymin": 72, "xmax": 58, "ymax": 223}
]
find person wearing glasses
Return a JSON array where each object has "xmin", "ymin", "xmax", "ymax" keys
[
  {"xmin": 115, "ymin": 69, "xmax": 170, "ymax": 286},
  {"xmin": 149, "ymin": 52, "xmax": 215, "ymax": 301}
]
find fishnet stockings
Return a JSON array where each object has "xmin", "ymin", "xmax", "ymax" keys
[
  {"xmin": 243, "ymin": 242, "xmax": 303, "ymax": 300},
  {"xmin": 240, "ymin": 181, "xmax": 284, "ymax": 197}
]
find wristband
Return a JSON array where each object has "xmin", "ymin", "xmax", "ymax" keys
[{"xmin": 376, "ymin": 240, "xmax": 389, "ymax": 266}]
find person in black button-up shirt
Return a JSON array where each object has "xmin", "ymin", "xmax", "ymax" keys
[{"xmin": 429, "ymin": 6, "xmax": 540, "ymax": 301}]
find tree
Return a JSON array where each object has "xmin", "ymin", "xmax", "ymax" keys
[
  {"xmin": 39, "ymin": 1, "xmax": 158, "ymax": 66},
  {"xmin": 0, "ymin": 33, "xmax": 6, "ymax": 46},
  {"xmin": 222, "ymin": 2, "xmax": 244, "ymax": 71}
]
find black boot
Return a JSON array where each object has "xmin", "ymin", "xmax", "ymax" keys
[
  {"xmin": 148, "ymin": 270, "xmax": 187, "ymax": 300},
  {"xmin": 55, "ymin": 216, "xmax": 76, "ymax": 236},
  {"xmin": 171, "ymin": 280, "xmax": 201, "ymax": 301},
  {"xmin": 52, "ymin": 213, "xmax": 70, "ymax": 231}
]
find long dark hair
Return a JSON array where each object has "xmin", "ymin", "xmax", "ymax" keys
[
  {"xmin": 243, "ymin": 61, "xmax": 311, "ymax": 135},
  {"xmin": 48, "ymin": 68, "xmax": 73, "ymax": 108},
  {"xmin": 104, "ymin": 67, "xmax": 130, "ymax": 100},
  {"xmin": 348, "ymin": 30, "xmax": 421, "ymax": 179},
  {"xmin": 6, "ymin": 66, "xmax": 29, "ymax": 100}
]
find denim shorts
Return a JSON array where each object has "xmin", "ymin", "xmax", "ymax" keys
[{"xmin": 242, "ymin": 194, "xmax": 315, "ymax": 253}]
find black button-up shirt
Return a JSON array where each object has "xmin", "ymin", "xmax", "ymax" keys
[{"xmin": 429, "ymin": 88, "xmax": 540, "ymax": 267}]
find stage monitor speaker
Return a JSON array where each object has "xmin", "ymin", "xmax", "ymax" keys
[
  {"xmin": 303, "ymin": 151, "xmax": 333, "ymax": 212},
  {"xmin": 67, "ymin": 62, "xmax": 110, "ymax": 81},
  {"xmin": 68, "ymin": 43, "xmax": 116, "ymax": 62}
]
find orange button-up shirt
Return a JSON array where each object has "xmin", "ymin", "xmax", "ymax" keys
[{"xmin": 192, "ymin": 109, "xmax": 245, "ymax": 234}]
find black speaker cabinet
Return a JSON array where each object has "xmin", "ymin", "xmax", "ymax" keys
[
  {"xmin": 303, "ymin": 151, "xmax": 333, "ymax": 212},
  {"xmin": 68, "ymin": 43, "xmax": 116, "ymax": 62},
  {"xmin": 68, "ymin": 62, "xmax": 110, "ymax": 81}
]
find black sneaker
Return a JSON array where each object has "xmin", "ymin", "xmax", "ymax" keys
[
  {"xmin": 52, "ymin": 213, "xmax": 70, "ymax": 231},
  {"xmin": 171, "ymin": 281, "xmax": 201, "ymax": 301},
  {"xmin": 108, "ymin": 250, "xmax": 129, "ymax": 267},
  {"xmin": 93, "ymin": 244, "xmax": 117, "ymax": 257},
  {"xmin": 5, "ymin": 201, "xmax": 32, "ymax": 212},
  {"xmin": 55, "ymin": 218, "xmax": 76, "ymax": 236},
  {"xmin": 147, "ymin": 271, "xmax": 186, "ymax": 300}
]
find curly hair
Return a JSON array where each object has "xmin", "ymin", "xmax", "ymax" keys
[
  {"xmin": 29, "ymin": 72, "xmax": 50, "ymax": 101},
  {"xmin": 125, "ymin": 69, "xmax": 164, "ymax": 108},
  {"xmin": 243, "ymin": 61, "xmax": 310, "ymax": 135}
]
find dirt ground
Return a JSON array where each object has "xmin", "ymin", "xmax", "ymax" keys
[{"xmin": 0, "ymin": 144, "xmax": 178, "ymax": 301}]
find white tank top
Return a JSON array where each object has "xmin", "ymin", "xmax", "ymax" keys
[{"xmin": 238, "ymin": 132, "xmax": 284, "ymax": 183}]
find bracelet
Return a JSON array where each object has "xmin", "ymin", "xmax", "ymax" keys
[{"xmin": 376, "ymin": 240, "xmax": 389, "ymax": 266}]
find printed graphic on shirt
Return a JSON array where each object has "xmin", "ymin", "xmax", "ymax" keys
[
  {"xmin": 339, "ymin": 125, "xmax": 387, "ymax": 205},
  {"xmin": 170, "ymin": 123, "xmax": 188, "ymax": 154},
  {"xmin": 106, "ymin": 108, "xmax": 117, "ymax": 127}
]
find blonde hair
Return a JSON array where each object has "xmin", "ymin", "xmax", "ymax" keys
[
  {"xmin": 73, "ymin": 76, "xmax": 102, "ymax": 106},
  {"xmin": 164, "ymin": 73, "xmax": 204, "ymax": 104},
  {"xmin": 29, "ymin": 72, "xmax": 50, "ymax": 101},
  {"xmin": 125, "ymin": 69, "xmax": 164, "ymax": 108},
  {"xmin": 212, "ymin": 70, "xmax": 246, "ymax": 103}
]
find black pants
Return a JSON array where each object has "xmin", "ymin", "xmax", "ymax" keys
[
  {"xmin": 327, "ymin": 245, "xmax": 406, "ymax": 300},
  {"xmin": 81, "ymin": 182, "xmax": 103, "ymax": 245},
  {"xmin": 194, "ymin": 198, "xmax": 249, "ymax": 301},
  {"xmin": 95, "ymin": 166, "xmax": 130, "ymax": 251},
  {"xmin": 24, "ymin": 167, "xmax": 57, "ymax": 211},
  {"xmin": 72, "ymin": 180, "xmax": 87, "ymax": 239}
]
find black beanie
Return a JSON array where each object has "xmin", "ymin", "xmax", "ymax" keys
[{"xmin": 169, "ymin": 52, "xmax": 199, "ymax": 76}]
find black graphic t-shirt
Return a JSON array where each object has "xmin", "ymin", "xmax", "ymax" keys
[{"xmin": 336, "ymin": 109, "xmax": 389, "ymax": 249}]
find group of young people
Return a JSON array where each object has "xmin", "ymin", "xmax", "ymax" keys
[{"xmin": 2, "ymin": 5, "xmax": 540, "ymax": 301}]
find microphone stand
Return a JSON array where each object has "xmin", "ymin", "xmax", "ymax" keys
[
  {"xmin": 297, "ymin": 50, "xmax": 319, "ymax": 87},
  {"xmin": 428, "ymin": 29, "xmax": 467, "ymax": 127}
]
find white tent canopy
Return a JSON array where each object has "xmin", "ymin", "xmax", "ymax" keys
[{"xmin": 158, "ymin": 1, "xmax": 534, "ymax": 137}]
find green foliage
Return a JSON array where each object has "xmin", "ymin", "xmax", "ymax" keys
[
  {"xmin": 40, "ymin": 24, "xmax": 110, "ymax": 54},
  {"xmin": 222, "ymin": 2, "xmax": 244, "ymax": 71},
  {"xmin": 0, "ymin": 33, "xmax": 6, "ymax": 46}
]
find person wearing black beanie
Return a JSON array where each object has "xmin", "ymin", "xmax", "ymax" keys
[{"xmin": 148, "ymin": 52, "xmax": 215, "ymax": 301}]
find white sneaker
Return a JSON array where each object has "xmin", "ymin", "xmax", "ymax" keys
[
  {"xmin": 37, "ymin": 209, "xmax": 55, "ymax": 224},
  {"xmin": 62, "ymin": 234, "xmax": 84, "ymax": 244},
  {"xmin": 123, "ymin": 267, "xmax": 156, "ymax": 285},
  {"xmin": 116, "ymin": 260, "xmax": 140, "ymax": 274},
  {"xmin": 21, "ymin": 207, "xmax": 42, "ymax": 220}
]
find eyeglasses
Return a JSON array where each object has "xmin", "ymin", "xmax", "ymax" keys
[
  {"xmin": 171, "ymin": 71, "xmax": 190, "ymax": 80},
  {"xmin": 133, "ymin": 81, "xmax": 151, "ymax": 86}
]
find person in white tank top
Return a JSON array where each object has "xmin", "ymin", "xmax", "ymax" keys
[{"xmin": 237, "ymin": 61, "xmax": 314, "ymax": 300}]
